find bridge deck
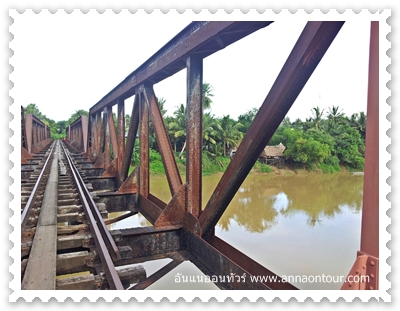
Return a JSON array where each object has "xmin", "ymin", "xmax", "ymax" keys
[{"xmin": 22, "ymin": 149, "xmax": 59, "ymax": 290}]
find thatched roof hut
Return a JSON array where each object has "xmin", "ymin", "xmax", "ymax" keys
[{"xmin": 260, "ymin": 143, "xmax": 286, "ymax": 158}]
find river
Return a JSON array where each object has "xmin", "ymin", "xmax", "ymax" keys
[{"xmin": 109, "ymin": 172, "xmax": 364, "ymax": 290}]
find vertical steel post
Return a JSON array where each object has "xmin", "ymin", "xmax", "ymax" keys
[
  {"xmin": 104, "ymin": 107, "xmax": 111, "ymax": 168},
  {"xmin": 95, "ymin": 111, "xmax": 102, "ymax": 158},
  {"xmin": 117, "ymin": 99, "xmax": 126, "ymax": 183},
  {"xmin": 25, "ymin": 114, "xmax": 33, "ymax": 154},
  {"xmin": 81, "ymin": 115, "xmax": 88, "ymax": 153},
  {"xmin": 107, "ymin": 105, "xmax": 118, "ymax": 160},
  {"xmin": 139, "ymin": 93, "xmax": 150, "ymax": 198},
  {"xmin": 186, "ymin": 55, "xmax": 203, "ymax": 218},
  {"xmin": 360, "ymin": 21, "xmax": 379, "ymax": 258}
]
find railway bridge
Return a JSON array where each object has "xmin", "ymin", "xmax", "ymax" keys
[{"xmin": 20, "ymin": 21, "xmax": 379, "ymax": 290}]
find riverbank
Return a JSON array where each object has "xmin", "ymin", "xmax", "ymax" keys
[{"xmin": 128, "ymin": 153, "xmax": 359, "ymax": 177}]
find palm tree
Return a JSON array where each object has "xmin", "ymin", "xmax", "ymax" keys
[
  {"xmin": 168, "ymin": 104, "xmax": 187, "ymax": 153},
  {"xmin": 327, "ymin": 105, "xmax": 344, "ymax": 125},
  {"xmin": 202, "ymin": 82, "xmax": 214, "ymax": 111},
  {"xmin": 202, "ymin": 112, "xmax": 219, "ymax": 152},
  {"xmin": 310, "ymin": 106, "xmax": 325, "ymax": 130},
  {"xmin": 350, "ymin": 112, "xmax": 367, "ymax": 139},
  {"xmin": 216, "ymin": 115, "xmax": 244, "ymax": 156}
]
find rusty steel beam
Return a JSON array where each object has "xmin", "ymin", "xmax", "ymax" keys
[
  {"xmin": 115, "ymin": 226, "xmax": 183, "ymax": 260},
  {"xmin": 138, "ymin": 195, "xmax": 163, "ymax": 225},
  {"xmin": 209, "ymin": 236, "xmax": 298, "ymax": 290},
  {"xmin": 139, "ymin": 93, "xmax": 150, "ymax": 198},
  {"xmin": 143, "ymin": 84, "xmax": 182, "ymax": 196},
  {"xmin": 89, "ymin": 22, "xmax": 273, "ymax": 115},
  {"xmin": 104, "ymin": 107, "xmax": 112, "ymax": 168},
  {"xmin": 199, "ymin": 21, "xmax": 344, "ymax": 239},
  {"xmin": 107, "ymin": 105, "xmax": 119, "ymax": 160},
  {"xmin": 66, "ymin": 116, "xmax": 88, "ymax": 153},
  {"xmin": 154, "ymin": 184, "xmax": 186, "ymax": 227},
  {"xmin": 81, "ymin": 115, "xmax": 88, "ymax": 153},
  {"xmin": 121, "ymin": 96, "xmax": 139, "ymax": 182},
  {"xmin": 129, "ymin": 259, "xmax": 183, "ymax": 290},
  {"xmin": 93, "ymin": 111, "xmax": 102, "ymax": 160},
  {"xmin": 186, "ymin": 55, "xmax": 203, "ymax": 218},
  {"xmin": 117, "ymin": 99, "xmax": 126, "ymax": 183},
  {"xmin": 342, "ymin": 21, "xmax": 380, "ymax": 291},
  {"xmin": 24, "ymin": 114, "xmax": 49, "ymax": 154},
  {"xmin": 182, "ymin": 229, "xmax": 271, "ymax": 290},
  {"xmin": 360, "ymin": 21, "xmax": 379, "ymax": 259}
]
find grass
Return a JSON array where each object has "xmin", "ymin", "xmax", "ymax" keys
[
  {"xmin": 126, "ymin": 150, "xmax": 353, "ymax": 177},
  {"xmin": 253, "ymin": 161, "xmax": 273, "ymax": 173}
]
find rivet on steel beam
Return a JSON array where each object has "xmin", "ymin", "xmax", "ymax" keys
[
  {"xmin": 369, "ymin": 286, "xmax": 374, "ymax": 290},
  {"xmin": 370, "ymin": 273, "xmax": 375, "ymax": 279},
  {"xmin": 355, "ymin": 270, "xmax": 360, "ymax": 275},
  {"xmin": 370, "ymin": 261, "xmax": 375, "ymax": 266},
  {"xmin": 362, "ymin": 265, "xmax": 366, "ymax": 269}
]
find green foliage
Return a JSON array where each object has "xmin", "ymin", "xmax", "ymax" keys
[
  {"xmin": 202, "ymin": 82, "xmax": 214, "ymax": 111},
  {"xmin": 25, "ymin": 84, "xmax": 366, "ymax": 175},
  {"xmin": 237, "ymin": 107, "xmax": 258, "ymax": 134},
  {"xmin": 149, "ymin": 149, "xmax": 166, "ymax": 174},
  {"xmin": 328, "ymin": 124, "xmax": 365, "ymax": 170},
  {"xmin": 324, "ymin": 155, "xmax": 341, "ymax": 171},
  {"xmin": 215, "ymin": 115, "xmax": 243, "ymax": 156},
  {"xmin": 67, "ymin": 109, "xmax": 89, "ymax": 125},
  {"xmin": 269, "ymin": 127, "xmax": 303, "ymax": 147},
  {"xmin": 131, "ymin": 140, "xmax": 140, "ymax": 166},
  {"xmin": 318, "ymin": 163, "xmax": 340, "ymax": 173},
  {"xmin": 201, "ymin": 152, "xmax": 230, "ymax": 176},
  {"xmin": 258, "ymin": 162, "xmax": 272, "ymax": 173},
  {"xmin": 285, "ymin": 137, "xmax": 330, "ymax": 166}
]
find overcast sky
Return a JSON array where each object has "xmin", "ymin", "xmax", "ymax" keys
[{"xmin": 10, "ymin": 11, "xmax": 372, "ymax": 123}]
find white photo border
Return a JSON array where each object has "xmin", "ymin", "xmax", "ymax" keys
[{"xmin": 8, "ymin": 8, "xmax": 391, "ymax": 302}]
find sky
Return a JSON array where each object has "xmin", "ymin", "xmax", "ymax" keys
[{"xmin": 10, "ymin": 11, "xmax": 372, "ymax": 124}]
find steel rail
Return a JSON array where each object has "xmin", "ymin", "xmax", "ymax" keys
[
  {"xmin": 89, "ymin": 21, "xmax": 272, "ymax": 115},
  {"xmin": 21, "ymin": 141, "xmax": 56, "ymax": 228},
  {"xmin": 60, "ymin": 142, "xmax": 124, "ymax": 290}
]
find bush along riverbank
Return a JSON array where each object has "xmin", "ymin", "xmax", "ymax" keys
[{"xmin": 128, "ymin": 149, "xmax": 359, "ymax": 177}]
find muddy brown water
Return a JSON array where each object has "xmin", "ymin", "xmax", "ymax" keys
[{"xmin": 109, "ymin": 172, "xmax": 364, "ymax": 290}]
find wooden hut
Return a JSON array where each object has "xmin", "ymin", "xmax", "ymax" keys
[
  {"xmin": 230, "ymin": 142, "xmax": 286, "ymax": 166},
  {"xmin": 258, "ymin": 143, "xmax": 286, "ymax": 165}
]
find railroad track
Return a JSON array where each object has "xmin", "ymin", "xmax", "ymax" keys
[{"xmin": 21, "ymin": 140, "xmax": 145, "ymax": 290}]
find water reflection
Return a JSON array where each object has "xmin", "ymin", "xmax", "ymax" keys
[
  {"xmin": 109, "ymin": 172, "xmax": 363, "ymax": 290},
  {"xmin": 218, "ymin": 173, "xmax": 363, "ymax": 232}
]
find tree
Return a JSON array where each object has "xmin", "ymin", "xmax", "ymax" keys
[
  {"xmin": 285, "ymin": 137, "xmax": 330, "ymax": 168},
  {"xmin": 168, "ymin": 104, "xmax": 187, "ymax": 153},
  {"xmin": 327, "ymin": 105, "xmax": 344, "ymax": 125},
  {"xmin": 349, "ymin": 112, "xmax": 367, "ymax": 139},
  {"xmin": 329, "ymin": 123, "xmax": 365, "ymax": 170},
  {"xmin": 216, "ymin": 115, "xmax": 244, "ymax": 156},
  {"xmin": 310, "ymin": 106, "xmax": 325, "ymax": 130},
  {"xmin": 68, "ymin": 109, "xmax": 89, "ymax": 125},
  {"xmin": 202, "ymin": 82, "xmax": 214, "ymax": 111},
  {"xmin": 24, "ymin": 103, "xmax": 43, "ymax": 119},
  {"xmin": 56, "ymin": 120, "xmax": 68, "ymax": 135},
  {"xmin": 202, "ymin": 112, "xmax": 219, "ymax": 153},
  {"xmin": 269, "ymin": 127, "xmax": 303, "ymax": 147},
  {"xmin": 281, "ymin": 116, "xmax": 292, "ymax": 127},
  {"xmin": 237, "ymin": 107, "xmax": 258, "ymax": 134}
]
